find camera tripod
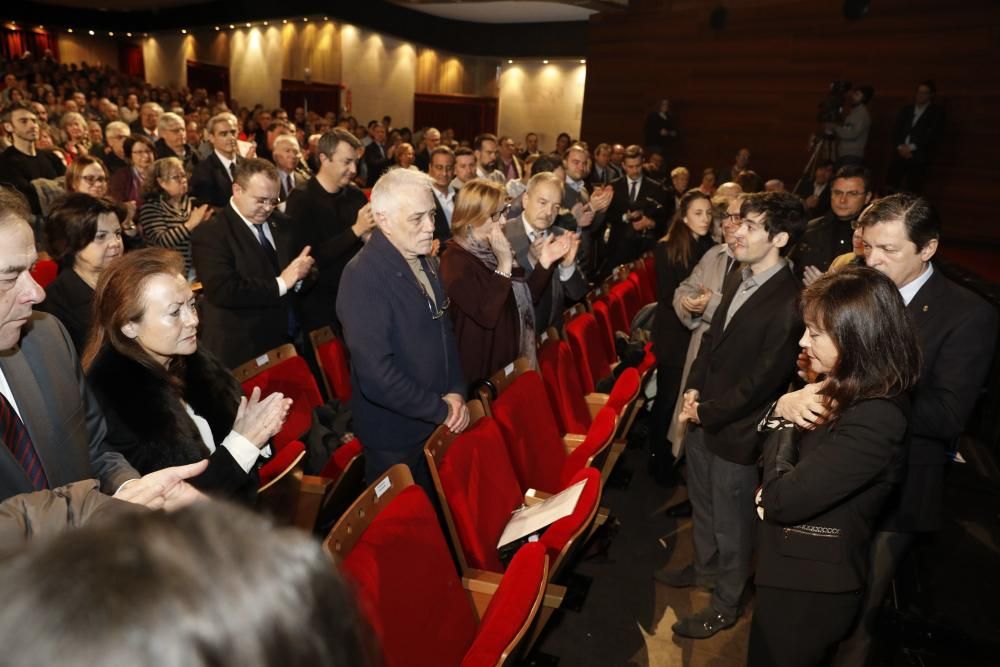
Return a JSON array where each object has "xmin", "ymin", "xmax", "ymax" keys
[{"xmin": 793, "ymin": 131, "xmax": 838, "ymax": 194}]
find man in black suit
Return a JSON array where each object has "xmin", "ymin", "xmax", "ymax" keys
[
  {"xmin": 129, "ymin": 102, "xmax": 161, "ymax": 141},
  {"xmin": 272, "ymin": 135, "xmax": 311, "ymax": 211},
  {"xmin": 154, "ymin": 112, "xmax": 199, "ymax": 175},
  {"xmin": 413, "ymin": 127, "xmax": 440, "ymax": 173},
  {"xmin": 285, "ymin": 130, "xmax": 373, "ymax": 335},
  {"xmin": 189, "ymin": 113, "xmax": 244, "ymax": 208},
  {"xmin": 191, "ymin": 159, "xmax": 315, "ymax": 369},
  {"xmin": 793, "ymin": 159, "xmax": 834, "ymax": 218},
  {"xmin": 830, "ymin": 194, "xmax": 998, "ymax": 664},
  {"xmin": 0, "ymin": 185, "xmax": 204, "ymax": 507},
  {"xmin": 600, "ymin": 144, "xmax": 671, "ymax": 278},
  {"xmin": 563, "ymin": 144, "xmax": 612, "ymax": 277},
  {"xmin": 886, "ymin": 81, "xmax": 944, "ymax": 194},
  {"xmin": 587, "ymin": 143, "xmax": 615, "ymax": 189},
  {"xmin": 661, "ymin": 192, "xmax": 807, "ymax": 639},
  {"xmin": 362, "ymin": 123, "xmax": 390, "ymax": 187},
  {"xmin": 787, "ymin": 165, "xmax": 872, "ymax": 285},
  {"xmin": 504, "ymin": 172, "xmax": 587, "ymax": 330},
  {"xmin": 428, "ymin": 146, "xmax": 457, "ymax": 245}
]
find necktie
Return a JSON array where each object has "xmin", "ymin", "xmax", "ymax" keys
[
  {"xmin": 629, "ymin": 180, "xmax": 638, "ymax": 203},
  {"xmin": 280, "ymin": 174, "xmax": 289, "ymax": 201},
  {"xmin": 255, "ymin": 224, "xmax": 280, "ymax": 274},
  {"xmin": 0, "ymin": 392, "xmax": 48, "ymax": 491},
  {"xmin": 228, "ymin": 161, "xmax": 237, "ymax": 181}
]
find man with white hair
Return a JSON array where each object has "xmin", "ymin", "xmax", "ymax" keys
[
  {"xmin": 336, "ymin": 168, "xmax": 467, "ymax": 494},
  {"xmin": 94, "ymin": 120, "xmax": 130, "ymax": 175},
  {"xmin": 271, "ymin": 135, "xmax": 309, "ymax": 207},
  {"xmin": 155, "ymin": 112, "xmax": 198, "ymax": 174},
  {"xmin": 414, "ymin": 127, "xmax": 440, "ymax": 173}
]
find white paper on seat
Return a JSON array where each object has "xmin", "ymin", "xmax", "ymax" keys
[{"xmin": 497, "ymin": 479, "xmax": 587, "ymax": 549}]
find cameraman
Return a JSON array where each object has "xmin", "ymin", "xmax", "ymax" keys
[
  {"xmin": 601, "ymin": 144, "xmax": 670, "ymax": 278},
  {"xmin": 828, "ymin": 85, "xmax": 873, "ymax": 167}
]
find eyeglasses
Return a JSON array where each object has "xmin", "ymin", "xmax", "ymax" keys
[
  {"xmin": 490, "ymin": 202, "xmax": 512, "ymax": 223},
  {"xmin": 724, "ymin": 213, "xmax": 742, "ymax": 223},
  {"xmin": 163, "ymin": 173, "xmax": 188, "ymax": 182},
  {"xmin": 81, "ymin": 175, "xmax": 108, "ymax": 184},
  {"xmin": 832, "ymin": 189, "xmax": 866, "ymax": 198},
  {"xmin": 251, "ymin": 196, "xmax": 281, "ymax": 208}
]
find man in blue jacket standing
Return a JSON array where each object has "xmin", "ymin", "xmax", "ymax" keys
[{"xmin": 337, "ymin": 169, "xmax": 468, "ymax": 492}]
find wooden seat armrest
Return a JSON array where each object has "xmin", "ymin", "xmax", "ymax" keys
[
  {"xmin": 462, "ymin": 568, "xmax": 505, "ymax": 596},
  {"xmin": 584, "ymin": 392, "xmax": 610, "ymax": 418},
  {"xmin": 523, "ymin": 488, "xmax": 552, "ymax": 506},
  {"xmin": 563, "ymin": 433, "xmax": 586, "ymax": 454},
  {"xmin": 300, "ymin": 475, "xmax": 334, "ymax": 495}
]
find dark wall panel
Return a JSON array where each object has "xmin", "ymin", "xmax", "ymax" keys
[{"xmin": 582, "ymin": 0, "xmax": 1000, "ymax": 243}]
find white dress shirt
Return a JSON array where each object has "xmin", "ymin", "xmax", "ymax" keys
[
  {"xmin": 521, "ymin": 218, "xmax": 576, "ymax": 281},
  {"xmin": 216, "ymin": 150, "xmax": 236, "ymax": 180},
  {"xmin": 898, "ymin": 262, "xmax": 934, "ymax": 306},
  {"xmin": 229, "ymin": 198, "xmax": 288, "ymax": 296},
  {"xmin": 184, "ymin": 403, "xmax": 268, "ymax": 473},
  {"xmin": 432, "ymin": 186, "xmax": 456, "ymax": 225}
]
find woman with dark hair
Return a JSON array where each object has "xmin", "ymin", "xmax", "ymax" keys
[
  {"xmin": 139, "ymin": 156, "xmax": 214, "ymax": 279},
  {"xmin": 83, "ymin": 248, "xmax": 289, "ymax": 502},
  {"xmin": 439, "ymin": 178, "xmax": 571, "ymax": 389},
  {"xmin": 647, "ymin": 189, "xmax": 716, "ymax": 483},
  {"xmin": 0, "ymin": 502, "xmax": 377, "ymax": 666},
  {"xmin": 38, "ymin": 193, "xmax": 126, "ymax": 352},
  {"xmin": 109, "ymin": 134, "xmax": 155, "ymax": 205},
  {"xmin": 747, "ymin": 266, "xmax": 921, "ymax": 667}
]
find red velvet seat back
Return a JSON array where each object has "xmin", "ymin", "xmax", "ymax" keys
[
  {"xmin": 30, "ymin": 259, "xmax": 58, "ymax": 289},
  {"xmin": 564, "ymin": 313, "xmax": 595, "ymax": 394},
  {"xmin": 437, "ymin": 418, "xmax": 524, "ymax": 572},
  {"xmin": 320, "ymin": 437, "xmax": 363, "ymax": 480},
  {"xmin": 257, "ymin": 439, "xmax": 304, "ymax": 487},
  {"xmin": 643, "ymin": 255, "xmax": 656, "ymax": 293},
  {"xmin": 589, "ymin": 299, "xmax": 617, "ymax": 364},
  {"xmin": 538, "ymin": 339, "xmax": 592, "ymax": 435},
  {"xmin": 491, "ymin": 371, "xmax": 567, "ymax": 494},
  {"xmin": 606, "ymin": 285, "xmax": 631, "ymax": 334},
  {"xmin": 316, "ymin": 335, "xmax": 353, "ymax": 402},
  {"xmin": 564, "ymin": 312, "xmax": 612, "ymax": 393},
  {"xmin": 607, "ymin": 367, "xmax": 641, "ymax": 414},
  {"xmin": 629, "ymin": 269, "xmax": 654, "ymax": 307},
  {"xmin": 610, "ymin": 279, "xmax": 640, "ymax": 324},
  {"xmin": 241, "ymin": 356, "xmax": 322, "ymax": 450},
  {"xmin": 341, "ymin": 486, "xmax": 479, "ymax": 667}
]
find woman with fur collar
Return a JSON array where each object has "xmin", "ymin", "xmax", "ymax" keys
[{"xmin": 83, "ymin": 248, "xmax": 291, "ymax": 503}]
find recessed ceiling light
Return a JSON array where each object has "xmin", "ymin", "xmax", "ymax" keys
[
  {"xmin": 263, "ymin": 21, "xmax": 268, "ymax": 25},
  {"xmin": 507, "ymin": 59, "xmax": 513, "ymax": 64},
  {"xmin": 580, "ymin": 59, "xmax": 586, "ymax": 64},
  {"xmin": 181, "ymin": 29, "xmax": 187, "ymax": 34},
  {"xmin": 245, "ymin": 22, "xmax": 251, "ymax": 27},
  {"xmin": 108, "ymin": 31, "xmax": 114, "ymax": 36},
  {"xmin": 303, "ymin": 17, "xmax": 309, "ymax": 22},
  {"xmin": 214, "ymin": 26, "xmax": 220, "ymax": 31},
  {"xmin": 229, "ymin": 24, "xmax": 235, "ymax": 29},
  {"xmin": 126, "ymin": 32, "xmax": 132, "ymax": 36},
  {"xmin": 67, "ymin": 28, "xmax": 74, "ymax": 33},
  {"xmin": 282, "ymin": 19, "xmax": 288, "ymax": 24},
  {"xmin": 542, "ymin": 60, "xmax": 549, "ymax": 64},
  {"xmin": 88, "ymin": 29, "xmax": 95, "ymax": 35}
]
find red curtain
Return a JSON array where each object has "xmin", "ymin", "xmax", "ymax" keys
[
  {"xmin": 119, "ymin": 44, "xmax": 144, "ymax": 79},
  {"xmin": 1, "ymin": 28, "xmax": 59, "ymax": 61}
]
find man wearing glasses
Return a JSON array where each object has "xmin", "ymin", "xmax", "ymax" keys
[
  {"xmin": 787, "ymin": 165, "xmax": 873, "ymax": 285},
  {"xmin": 191, "ymin": 158, "xmax": 314, "ymax": 369},
  {"xmin": 337, "ymin": 168, "xmax": 467, "ymax": 496},
  {"xmin": 154, "ymin": 112, "xmax": 199, "ymax": 175}
]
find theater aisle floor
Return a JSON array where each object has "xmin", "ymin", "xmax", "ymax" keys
[{"xmin": 529, "ymin": 433, "xmax": 1000, "ymax": 667}]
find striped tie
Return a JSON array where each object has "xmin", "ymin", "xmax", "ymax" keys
[{"xmin": 0, "ymin": 392, "xmax": 48, "ymax": 491}]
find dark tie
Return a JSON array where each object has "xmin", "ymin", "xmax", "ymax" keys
[
  {"xmin": 255, "ymin": 224, "xmax": 280, "ymax": 274},
  {"xmin": 229, "ymin": 161, "xmax": 237, "ymax": 181},
  {"xmin": 280, "ymin": 175, "xmax": 289, "ymax": 201},
  {"xmin": 629, "ymin": 180, "xmax": 638, "ymax": 203},
  {"xmin": 0, "ymin": 392, "xmax": 48, "ymax": 491}
]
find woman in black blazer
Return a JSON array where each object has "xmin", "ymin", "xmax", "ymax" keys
[
  {"xmin": 748, "ymin": 266, "xmax": 922, "ymax": 667},
  {"xmin": 83, "ymin": 248, "xmax": 292, "ymax": 503}
]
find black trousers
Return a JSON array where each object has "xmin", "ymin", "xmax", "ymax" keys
[
  {"xmin": 649, "ymin": 362, "xmax": 683, "ymax": 455},
  {"xmin": 748, "ymin": 585, "xmax": 861, "ymax": 667}
]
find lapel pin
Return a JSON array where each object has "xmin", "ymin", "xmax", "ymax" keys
[{"xmin": 922, "ymin": 305, "xmax": 929, "ymax": 312}]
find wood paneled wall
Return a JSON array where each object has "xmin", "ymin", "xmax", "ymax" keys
[{"xmin": 582, "ymin": 0, "xmax": 1000, "ymax": 243}]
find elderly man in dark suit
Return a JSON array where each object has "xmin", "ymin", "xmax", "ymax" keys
[
  {"xmin": 505, "ymin": 172, "xmax": 587, "ymax": 330},
  {"xmin": 659, "ymin": 192, "xmax": 807, "ymax": 639},
  {"xmin": 189, "ymin": 113, "xmax": 244, "ymax": 208},
  {"xmin": 191, "ymin": 159, "xmax": 314, "ymax": 369},
  {"xmin": 336, "ymin": 168, "xmax": 467, "ymax": 493},
  {"xmin": 886, "ymin": 81, "xmax": 945, "ymax": 194},
  {"xmin": 0, "ymin": 186, "xmax": 204, "ymax": 508},
  {"xmin": 829, "ymin": 194, "xmax": 998, "ymax": 665}
]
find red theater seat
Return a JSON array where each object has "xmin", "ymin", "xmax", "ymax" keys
[
  {"xmin": 232, "ymin": 344, "xmax": 323, "ymax": 451},
  {"xmin": 479, "ymin": 359, "xmax": 618, "ymax": 494},
  {"xmin": 425, "ymin": 409, "xmax": 601, "ymax": 580},
  {"xmin": 563, "ymin": 305, "xmax": 614, "ymax": 394},
  {"xmin": 309, "ymin": 326, "xmax": 353, "ymax": 402},
  {"xmin": 585, "ymin": 288, "xmax": 617, "ymax": 364},
  {"xmin": 30, "ymin": 259, "xmax": 58, "ymax": 289},
  {"xmin": 327, "ymin": 465, "xmax": 552, "ymax": 667}
]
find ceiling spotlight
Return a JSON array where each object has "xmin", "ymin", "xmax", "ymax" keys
[
  {"xmin": 263, "ymin": 21, "xmax": 268, "ymax": 25},
  {"xmin": 245, "ymin": 22, "xmax": 251, "ymax": 27},
  {"xmin": 303, "ymin": 17, "xmax": 309, "ymax": 22},
  {"xmin": 181, "ymin": 29, "xmax": 187, "ymax": 34},
  {"xmin": 37, "ymin": 25, "xmax": 44, "ymax": 30},
  {"xmin": 542, "ymin": 59, "xmax": 549, "ymax": 64},
  {"xmin": 229, "ymin": 24, "xmax": 235, "ymax": 29},
  {"xmin": 126, "ymin": 32, "xmax": 132, "ymax": 37},
  {"xmin": 282, "ymin": 19, "xmax": 288, "ymax": 24},
  {"xmin": 143, "ymin": 33, "xmax": 148, "ymax": 37},
  {"xmin": 66, "ymin": 28, "xmax": 73, "ymax": 33},
  {"xmin": 507, "ymin": 59, "xmax": 513, "ymax": 64},
  {"xmin": 214, "ymin": 26, "xmax": 220, "ymax": 31},
  {"xmin": 88, "ymin": 29, "xmax": 95, "ymax": 35},
  {"xmin": 108, "ymin": 31, "xmax": 114, "ymax": 36},
  {"xmin": 580, "ymin": 59, "xmax": 586, "ymax": 64},
  {"xmin": 324, "ymin": 16, "xmax": 329, "ymax": 21}
]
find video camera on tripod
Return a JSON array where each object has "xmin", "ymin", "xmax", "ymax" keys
[{"xmin": 793, "ymin": 81, "xmax": 852, "ymax": 193}]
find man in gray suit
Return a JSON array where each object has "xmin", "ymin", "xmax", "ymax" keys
[
  {"xmin": 504, "ymin": 172, "xmax": 586, "ymax": 330},
  {"xmin": 0, "ymin": 186, "xmax": 204, "ymax": 507}
]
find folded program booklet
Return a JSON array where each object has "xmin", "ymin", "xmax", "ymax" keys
[{"xmin": 497, "ymin": 479, "xmax": 587, "ymax": 551}]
